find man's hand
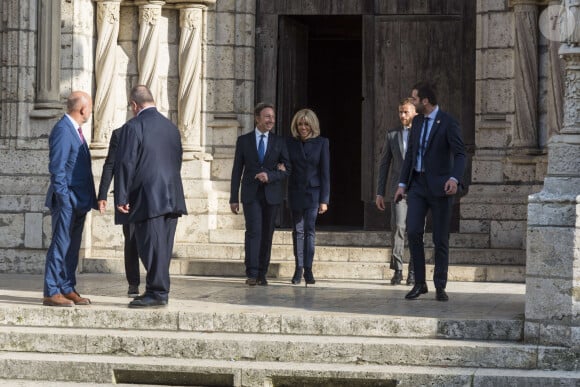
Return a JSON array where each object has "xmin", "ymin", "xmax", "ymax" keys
[
  {"xmin": 375, "ymin": 195, "xmax": 385, "ymax": 211},
  {"xmin": 444, "ymin": 179, "xmax": 458, "ymax": 195},
  {"xmin": 230, "ymin": 203, "xmax": 239, "ymax": 214},
  {"xmin": 117, "ymin": 204, "xmax": 130, "ymax": 214},
  {"xmin": 255, "ymin": 172, "xmax": 269, "ymax": 183},
  {"xmin": 394, "ymin": 187, "xmax": 406, "ymax": 203},
  {"xmin": 98, "ymin": 200, "xmax": 107, "ymax": 214},
  {"xmin": 318, "ymin": 203, "xmax": 328, "ymax": 214},
  {"xmin": 277, "ymin": 163, "xmax": 286, "ymax": 172}
]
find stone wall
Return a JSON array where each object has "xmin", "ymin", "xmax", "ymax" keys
[{"xmin": 462, "ymin": 0, "xmax": 553, "ymax": 250}]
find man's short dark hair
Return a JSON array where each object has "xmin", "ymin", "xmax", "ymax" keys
[
  {"xmin": 413, "ymin": 81, "xmax": 438, "ymax": 106},
  {"xmin": 254, "ymin": 102, "xmax": 275, "ymax": 117}
]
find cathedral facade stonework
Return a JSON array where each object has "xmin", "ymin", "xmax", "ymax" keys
[{"xmin": 0, "ymin": 0, "xmax": 578, "ymax": 347}]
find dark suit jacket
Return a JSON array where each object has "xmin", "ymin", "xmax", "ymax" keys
[
  {"xmin": 230, "ymin": 131, "xmax": 290, "ymax": 205},
  {"xmin": 97, "ymin": 128, "xmax": 128, "ymax": 224},
  {"xmin": 377, "ymin": 126, "xmax": 407, "ymax": 199},
  {"xmin": 113, "ymin": 107, "xmax": 187, "ymax": 224},
  {"xmin": 286, "ymin": 136, "xmax": 330, "ymax": 211},
  {"xmin": 399, "ymin": 110, "xmax": 466, "ymax": 197},
  {"xmin": 45, "ymin": 115, "xmax": 97, "ymax": 213}
]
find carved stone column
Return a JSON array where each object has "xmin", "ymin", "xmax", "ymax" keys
[
  {"xmin": 92, "ymin": 0, "xmax": 121, "ymax": 150},
  {"xmin": 177, "ymin": 4, "xmax": 205, "ymax": 153},
  {"xmin": 137, "ymin": 1, "xmax": 165, "ymax": 105},
  {"xmin": 512, "ymin": 0, "xmax": 539, "ymax": 149},
  {"xmin": 525, "ymin": 1, "xmax": 580, "ymax": 348},
  {"xmin": 33, "ymin": 0, "xmax": 61, "ymax": 112},
  {"xmin": 546, "ymin": 1, "xmax": 565, "ymax": 138}
]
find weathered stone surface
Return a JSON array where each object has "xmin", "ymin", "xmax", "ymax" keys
[
  {"xmin": 527, "ymin": 227, "xmax": 579, "ymax": 277},
  {"xmin": 0, "ymin": 214, "xmax": 24, "ymax": 248},
  {"xmin": 525, "ymin": 277, "xmax": 576, "ymax": 321},
  {"xmin": 490, "ymin": 220, "xmax": 525, "ymax": 249},
  {"xmin": 24, "ymin": 213, "xmax": 43, "ymax": 249}
]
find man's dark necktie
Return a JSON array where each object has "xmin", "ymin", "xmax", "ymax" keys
[
  {"xmin": 258, "ymin": 134, "xmax": 265, "ymax": 163},
  {"xmin": 419, "ymin": 117, "xmax": 430, "ymax": 171},
  {"xmin": 78, "ymin": 127, "xmax": 85, "ymax": 144}
]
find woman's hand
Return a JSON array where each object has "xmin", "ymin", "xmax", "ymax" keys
[{"xmin": 277, "ymin": 163, "xmax": 286, "ymax": 172}]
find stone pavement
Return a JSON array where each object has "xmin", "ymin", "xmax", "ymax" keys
[{"xmin": 0, "ymin": 273, "xmax": 525, "ymax": 321}]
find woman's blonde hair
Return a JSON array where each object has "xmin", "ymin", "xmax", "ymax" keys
[{"xmin": 290, "ymin": 108, "xmax": 320, "ymax": 139}]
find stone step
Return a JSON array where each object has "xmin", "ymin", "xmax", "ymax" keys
[
  {"xmin": 209, "ymin": 229, "xmax": 492, "ymax": 249},
  {"xmin": 0, "ymin": 303, "xmax": 523, "ymax": 341},
  {"xmin": 0, "ymin": 326, "xmax": 572, "ymax": 370},
  {"xmin": 1, "ymin": 352, "xmax": 579, "ymax": 387},
  {"xmin": 83, "ymin": 257, "xmax": 525, "ymax": 282}
]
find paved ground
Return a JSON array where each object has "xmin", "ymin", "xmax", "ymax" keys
[{"xmin": 0, "ymin": 273, "xmax": 525, "ymax": 321}]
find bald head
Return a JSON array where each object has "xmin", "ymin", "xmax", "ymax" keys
[
  {"xmin": 128, "ymin": 85, "xmax": 155, "ymax": 116},
  {"xmin": 66, "ymin": 91, "xmax": 92, "ymax": 125}
]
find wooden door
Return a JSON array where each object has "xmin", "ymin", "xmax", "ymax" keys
[
  {"xmin": 276, "ymin": 17, "xmax": 309, "ymax": 227},
  {"xmin": 363, "ymin": 15, "xmax": 466, "ymax": 229}
]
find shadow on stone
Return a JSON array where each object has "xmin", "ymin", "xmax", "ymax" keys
[{"xmin": 113, "ymin": 369, "xmax": 234, "ymax": 386}]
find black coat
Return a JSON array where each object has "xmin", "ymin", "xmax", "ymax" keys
[{"xmin": 114, "ymin": 108, "xmax": 187, "ymax": 224}]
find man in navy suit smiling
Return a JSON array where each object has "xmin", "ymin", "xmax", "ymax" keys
[
  {"xmin": 394, "ymin": 82, "xmax": 466, "ymax": 302},
  {"xmin": 230, "ymin": 102, "xmax": 291, "ymax": 286}
]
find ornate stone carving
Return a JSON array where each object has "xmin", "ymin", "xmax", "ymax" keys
[
  {"xmin": 178, "ymin": 5, "xmax": 204, "ymax": 151},
  {"xmin": 138, "ymin": 2, "xmax": 165, "ymax": 105},
  {"xmin": 93, "ymin": 1, "xmax": 121, "ymax": 149},
  {"xmin": 561, "ymin": 55, "xmax": 580, "ymax": 132}
]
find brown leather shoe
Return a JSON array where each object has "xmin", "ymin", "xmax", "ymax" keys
[
  {"xmin": 63, "ymin": 291, "xmax": 91, "ymax": 305},
  {"xmin": 43, "ymin": 293, "xmax": 74, "ymax": 307}
]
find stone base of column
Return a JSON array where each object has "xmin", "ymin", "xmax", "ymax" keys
[{"xmin": 525, "ymin": 134, "xmax": 580, "ymax": 348}]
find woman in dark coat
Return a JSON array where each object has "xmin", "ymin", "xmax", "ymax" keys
[{"xmin": 284, "ymin": 109, "xmax": 330, "ymax": 285}]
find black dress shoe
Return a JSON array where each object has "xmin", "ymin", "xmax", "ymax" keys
[
  {"xmin": 406, "ymin": 272, "xmax": 415, "ymax": 286},
  {"xmin": 245, "ymin": 278, "xmax": 257, "ymax": 286},
  {"xmin": 390, "ymin": 270, "xmax": 402, "ymax": 285},
  {"xmin": 128, "ymin": 296, "xmax": 168, "ymax": 308},
  {"xmin": 436, "ymin": 288, "xmax": 449, "ymax": 301},
  {"xmin": 257, "ymin": 277, "xmax": 268, "ymax": 286},
  {"xmin": 405, "ymin": 283, "xmax": 428, "ymax": 299}
]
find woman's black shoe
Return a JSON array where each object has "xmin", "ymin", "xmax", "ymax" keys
[
  {"xmin": 291, "ymin": 267, "xmax": 303, "ymax": 285},
  {"xmin": 304, "ymin": 268, "xmax": 316, "ymax": 286}
]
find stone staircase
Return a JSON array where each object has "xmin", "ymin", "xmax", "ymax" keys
[
  {"xmin": 0, "ymin": 289, "xmax": 578, "ymax": 386},
  {"xmin": 86, "ymin": 229, "xmax": 525, "ymax": 282}
]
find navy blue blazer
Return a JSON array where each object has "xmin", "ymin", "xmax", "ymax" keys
[
  {"xmin": 286, "ymin": 136, "xmax": 330, "ymax": 211},
  {"xmin": 45, "ymin": 115, "xmax": 97, "ymax": 213},
  {"xmin": 114, "ymin": 108, "xmax": 187, "ymax": 223},
  {"xmin": 230, "ymin": 131, "xmax": 291, "ymax": 205},
  {"xmin": 399, "ymin": 110, "xmax": 466, "ymax": 197}
]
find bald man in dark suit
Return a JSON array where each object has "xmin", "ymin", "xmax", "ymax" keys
[{"xmin": 115, "ymin": 85, "xmax": 187, "ymax": 308}]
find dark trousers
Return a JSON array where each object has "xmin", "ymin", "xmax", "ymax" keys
[
  {"xmin": 291, "ymin": 207, "xmax": 318, "ymax": 270},
  {"xmin": 406, "ymin": 173, "xmax": 453, "ymax": 289},
  {"xmin": 242, "ymin": 187, "xmax": 279, "ymax": 279},
  {"xmin": 44, "ymin": 204, "xmax": 87, "ymax": 297},
  {"xmin": 122, "ymin": 223, "xmax": 140, "ymax": 287},
  {"xmin": 134, "ymin": 214, "xmax": 178, "ymax": 301}
]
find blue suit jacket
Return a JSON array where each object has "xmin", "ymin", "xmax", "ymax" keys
[
  {"xmin": 45, "ymin": 115, "xmax": 97, "ymax": 213},
  {"xmin": 230, "ymin": 131, "xmax": 291, "ymax": 205},
  {"xmin": 114, "ymin": 108, "xmax": 187, "ymax": 224},
  {"xmin": 286, "ymin": 136, "xmax": 330, "ymax": 211},
  {"xmin": 399, "ymin": 110, "xmax": 466, "ymax": 197}
]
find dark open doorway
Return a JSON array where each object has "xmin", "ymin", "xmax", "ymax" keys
[{"xmin": 277, "ymin": 16, "xmax": 363, "ymax": 228}]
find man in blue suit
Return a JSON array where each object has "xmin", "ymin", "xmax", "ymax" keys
[
  {"xmin": 114, "ymin": 85, "xmax": 187, "ymax": 308},
  {"xmin": 394, "ymin": 82, "xmax": 466, "ymax": 302},
  {"xmin": 43, "ymin": 91, "xmax": 97, "ymax": 307},
  {"xmin": 230, "ymin": 102, "xmax": 291, "ymax": 286}
]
